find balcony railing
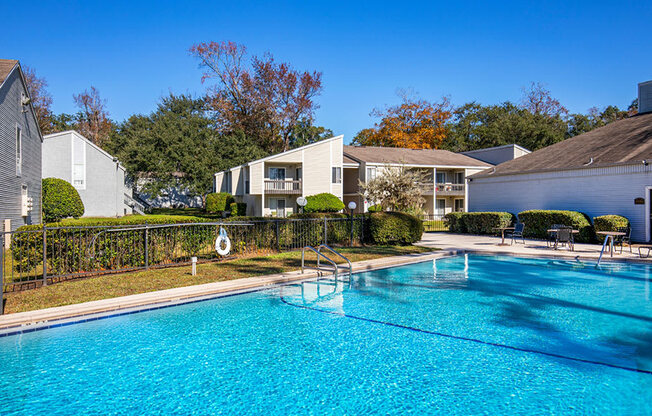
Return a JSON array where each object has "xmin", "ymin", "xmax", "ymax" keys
[
  {"xmin": 435, "ymin": 183, "xmax": 465, "ymax": 195},
  {"xmin": 265, "ymin": 180, "xmax": 302, "ymax": 194}
]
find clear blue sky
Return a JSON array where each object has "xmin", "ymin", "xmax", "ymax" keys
[{"xmin": 2, "ymin": 1, "xmax": 650, "ymax": 142}]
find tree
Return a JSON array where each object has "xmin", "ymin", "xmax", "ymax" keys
[
  {"xmin": 287, "ymin": 118, "xmax": 333, "ymax": 148},
  {"xmin": 189, "ymin": 41, "xmax": 323, "ymax": 152},
  {"xmin": 108, "ymin": 94, "xmax": 267, "ymax": 201},
  {"xmin": 73, "ymin": 86, "xmax": 113, "ymax": 147},
  {"xmin": 352, "ymin": 94, "xmax": 452, "ymax": 149},
  {"xmin": 359, "ymin": 166, "xmax": 428, "ymax": 213},
  {"xmin": 520, "ymin": 82, "xmax": 568, "ymax": 118},
  {"xmin": 23, "ymin": 67, "xmax": 54, "ymax": 134}
]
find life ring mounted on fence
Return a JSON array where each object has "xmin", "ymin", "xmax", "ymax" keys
[{"xmin": 215, "ymin": 227, "xmax": 231, "ymax": 256}]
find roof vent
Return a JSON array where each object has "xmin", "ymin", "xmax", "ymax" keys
[
  {"xmin": 584, "ymin": 157, "xmax": 594, "ymax": 166},
  {"xmin": 639, "ymin": 80, "xmax": 652, "ymax": 114}
]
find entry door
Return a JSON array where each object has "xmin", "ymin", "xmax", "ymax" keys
[
  {"xmin": 276, "ymin": 199, "xmax": 286, "ymax": 217},
  {"xmin": 270, "ymin": 168, "xmax": 286, "ymax": 190},
  {"xmin": 435, "ymin": 199, "xmax": 446, "ymax": 216}
]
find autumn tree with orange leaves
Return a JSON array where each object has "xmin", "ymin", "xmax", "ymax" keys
[
  {"xmin": 189, "ymin": 41, "xmax": 323, "ymax": 152},
  {"xmin": 353, "ymin": 94, "xmax": 453, "ymax": 149},
  {"xmin": 73, "ymin": 86, "xmax": 113, "ymax": 147}
]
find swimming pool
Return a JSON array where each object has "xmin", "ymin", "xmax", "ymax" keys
[{"xmin": 1, "ymin": 254, "xmax": 650, "ymax": 415}]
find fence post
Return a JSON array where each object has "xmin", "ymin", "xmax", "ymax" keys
[
  {"xmin": 144, "ymin": 222, "xmax": 149, "ymax": 270},
  {"xmin": 42, "ymin": 224, "xmax": 47, "ymax": 286},
  {"xmin": 0, "ymin": 233, "xmax": 4, "ymax": 315},
  {"xmin": 323, "ymin": 217, "xmax": 328, "ymax": 246},
  {"xmin": 275, "ymin": 220, "xmax": 280, "ymax": 252}
]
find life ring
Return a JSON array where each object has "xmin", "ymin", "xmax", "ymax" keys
[{"xmin": 215, "ymin": 227, "xmax": 231, "ymax": 256}]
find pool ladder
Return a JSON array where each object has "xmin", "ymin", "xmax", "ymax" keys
[{"xmin": 301, "ymin": 244, "xmax": 352, "ymax": 281}]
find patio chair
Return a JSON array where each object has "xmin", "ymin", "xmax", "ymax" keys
[
  {"xmin": 614, "ymin": 226, "xmax": 632, "ymax": 254},
  {"xmin": 547, "ymin": 224, "xmax": 564, "ymax": 247},
  {"xmin": 554, "ymin": 226, "xmax": 574, "ymax": 251},
  {"xmin": 506, "ymin": 222, "xmax": 525, "ymax": 245}
]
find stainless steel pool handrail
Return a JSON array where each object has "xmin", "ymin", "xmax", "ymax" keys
[
  {"xmin": 301, "ymin": 246, "xmax": 338, "ymax": 279},
  {"xmin": 317, "ymin": 244, "xmax": 352, "ymax": 277}
]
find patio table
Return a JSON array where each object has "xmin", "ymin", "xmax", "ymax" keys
[
  {"xmin": 493, "ymin": 227, "xmax": 514, "ymax": 246},
  {"xmin": 596, "ymin": 231, "xmax": 626, "ymax": 258}
]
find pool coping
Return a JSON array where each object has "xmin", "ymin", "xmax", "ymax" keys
[{"xmin": 0, "ymin": 250, "xmax": 460, "ymax": 334}]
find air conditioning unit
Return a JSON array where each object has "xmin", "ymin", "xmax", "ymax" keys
[{"xmin": 21, "ymin": 195, "xmax": 33, "ymax": 217}]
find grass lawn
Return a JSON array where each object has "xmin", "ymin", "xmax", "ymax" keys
[{"xmin": 3, "ymin": 245, "xmax": 433, "ymax": 314}]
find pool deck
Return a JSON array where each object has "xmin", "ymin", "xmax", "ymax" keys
[
  {"xmin": 0, "ymin": 250, "xmax": 456, "ymax": 332},
  {"xmin": 418, "ymin": 232, "xmax": 651, "ymax": 262}
]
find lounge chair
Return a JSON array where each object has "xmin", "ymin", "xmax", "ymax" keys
[
  {"xmin": 506, "ymin": 222, "xmax": 525, "ymax": 245},
  {"xmin": 553, "ymin": 226, "xmax": 574, "ymax": 251}
]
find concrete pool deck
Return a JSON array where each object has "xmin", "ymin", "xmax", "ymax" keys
[
  {"xmin": 0, "ymin": 250, "xmax": 455, "ymax": 332},
  {"xmin": 418, "ymin": 232, "xmax": 652, "ymax": 262}
]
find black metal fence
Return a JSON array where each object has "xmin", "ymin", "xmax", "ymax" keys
[
  {"xmin": 0, "ymin": 217, "xmax": 367, "ymax": 297},
  {"xmin": 421, "ymin": 214, "xmax": 449, "ymax": 232}
]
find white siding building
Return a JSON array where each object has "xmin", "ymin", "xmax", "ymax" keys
[
  {"xmin": 43, "ymin": 131, "xmax": 135, "ymax": 217},
  {"xmin": 468, "ymin": 81, "xmax": 652, "ymax": 242}
]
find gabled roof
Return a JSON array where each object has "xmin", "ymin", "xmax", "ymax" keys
[
  {"xmin": 343, "ymin": 145, "xmax": 492, "ymax": 168},
  {"xmin": 0, "ymin": 59, "xmax": 18, "ymax": 87},
  {"xmin": 470, "ymin": 112, "xmax": 652, "ymax": 179},
  {"xmin": 44, "ymin": 130, "xmax": 126, "ymax": 171},
  {"xmin": 461, "ymin": 143, "xmax": 530, "ymax": 155}
]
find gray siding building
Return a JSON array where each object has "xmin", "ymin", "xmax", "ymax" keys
[
  {"xmin": 0, "ymin": 60, "xmax": 42, "ymax": 231},
  {"xmin": 43, "ymin": 131, "xmax": 133, "ymax": 217},
  {"xmin": 468, "ymin": 81, "xmax": 652, "ymax": 242}
]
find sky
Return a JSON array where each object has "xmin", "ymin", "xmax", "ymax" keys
[{"xmin": 2, "ymin": 1, "xmax": 651, "ymax": 143}]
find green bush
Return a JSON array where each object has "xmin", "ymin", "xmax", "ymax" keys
[
  {"xmin": 461, "ymin": 212, "xmax": 515, "ymax": 235},
  {"xmin": 443, "ymin": 212, "xmax": 466, "ymax": 233},
  {"xmin": 304, "ymin": 193, "xmax": 345, "ymax": 213},
  {"xmin": 517, "ymin": 210, "xmax": 594, "ymax": 243},
  {"xmin": 368, "ymin": 204, "xmax": 383, "ymax": 213},
  {"xmin": 593, "ymin": 215, "xmax": 629, "ymax": 243},
  {"xmin": 229, "ymin": 202, "xmax": 247, "ymax": 217},
  {"xmin": 42, "ymin": 178, "xmax": 84, "ymax": 222},
  {"xmin": 205, "ymin": 192, "xmax": 234, "ymax": 213},
  {"xmin": 368, "ymin": 212, "xmax": 423, "ymax": 245}
]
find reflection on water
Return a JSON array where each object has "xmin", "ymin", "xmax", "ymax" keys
[{"xmin": 432, "ymin": 254, "xmax": 469, "ymax": 288}]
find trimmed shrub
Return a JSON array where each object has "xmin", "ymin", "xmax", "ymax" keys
[
  {"xmin": 42, "ymin": 178, "xmax": 84, "ymax": 222},
  {"xmin": 304, "ymin": 193, "xmax": 345, "ymax": 213},
  {"xmin": 461, "ymin": 212, "xmax": 515, "ymax": 235},
  {"xmin": 205, "ymin": 192, "xmax": 234, "ymax": 213},
  {"xmin": 368, "ymin": 212, "xmax": 423, "ymax": 245},
  {"xmin": 229, "ymin": 202, "xmax": 247, "ymax": 217},
  {"xmin": 368, "ymin": 204, "xmax": 383, "ymax": 213},
  {"xmin": 443, "ymin": 212, "xmax": 466, "ymax": 233},
  {"xmin": 517, "ymin": 210, "xmax": 594, "ymax": 243},
  {"xmin": 593, "ymin": 215, "xmax": 629, "ymax": 243}
]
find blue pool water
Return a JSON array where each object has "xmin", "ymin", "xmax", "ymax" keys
[{"xmin": 1, "ymin": 254, "xmax": 651, "ymax": 415}]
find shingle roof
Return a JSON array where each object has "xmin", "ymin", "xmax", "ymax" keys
[
  {"xmin": 0, "ymin": 59, "xmax": 18, "ymax": 86},
  {"xmin": 343, "ymin": 154, "xmax": 359, "ymax": 165},
  {"xmin": 343, "ymin": 145, "xmax": 492, "ymax": 167},
  {"xmin": 470, "ymin": 112, "xmax": 652, "ymax": 178}
]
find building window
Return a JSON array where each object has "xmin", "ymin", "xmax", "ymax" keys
[
  {"xmin": 366, "ymin": 167, "xmax": 376, "ymax": 181},
  {"xmin": 454, "ymin": 199, "xmax": 464, "ymax": 212},
  {"xmin": 332, "ymin": 167, "xmax": 342, "ymax": 184},
  {"xmin": 436, "ymin": 172, "xmax": 446, "ymax": 184},
  {"xmin": 296, "ymin": 167, "xmax": 302, "ymax": 180},
  {"xmin": 436, "ymin": 199, "xmax": 446, "ymax": 216},
  {"xmin": 72, "ymin": 136, "xmax": 86, "ymax": 189},
  {"xmin": 16, "ymin": 125, "xmax": 22, "ymax": 177},
  {"xmin": 454, "ymin": 172, "xmax": 464, "ymax": 184}
]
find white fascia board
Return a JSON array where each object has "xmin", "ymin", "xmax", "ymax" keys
[{"xmin": 364, "ymin": 162, "xmax": 492, "ymax": 169}]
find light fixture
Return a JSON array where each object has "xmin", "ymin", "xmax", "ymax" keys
[{"xmin": 348, "ymin": 201, "xmax": 357, "ymax": 211}]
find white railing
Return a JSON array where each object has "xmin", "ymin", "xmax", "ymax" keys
[{"xmin": 265, "ymin": 180, "xmax": 302, "ymax": 194}]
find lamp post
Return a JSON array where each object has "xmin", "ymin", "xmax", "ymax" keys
[
  {"xmin": 297, "ymin": 196, "xmax": 307, "ymax": 214},
  {"xmin": 347, "ymin": 201, "xmax": 357, "ymax": 247}
]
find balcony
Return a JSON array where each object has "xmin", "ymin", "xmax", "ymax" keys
[
  {"xmin": 265, "ymin": 180, "xmax": 302, "ymax": 194},
  {"xmin": 435, "ymin": 183, "xmax": 465, "ymax": 196}
]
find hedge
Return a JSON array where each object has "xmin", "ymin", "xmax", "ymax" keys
[
  {"xmin": 593, "ymin": 215, "xmax": 629, "ymax": 243},
  {"xmin": 368, "ymin": 204, "xmax": 383, "ymax": 213},
  {"xmin": 229, "ymin": 202, "xmax": 247, "ymax": 217},
  {"xmin": 205, "ymin": 192, "xmax": 234, "ymax": 213},
  {"xmin": 304, "ymin": 193, "xmax": 345, "ymax": 213},
  {"xmin": 462, "ymin": 212, "xmax": 515, "ymax": 235},
  {"xmin": 368, "ymin": 212, "xmax": 423, "ymax": 245},
  {"xmin": 517, "ymin": 210, "xmax": 594, "ymax": 243},
  {"xmin": 42, "ymin": 178, "xmax": 84, "ymax": 222},
  {"xmin": 443, "ymin": 212, "xmax": 466, "ymax": 233}
]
